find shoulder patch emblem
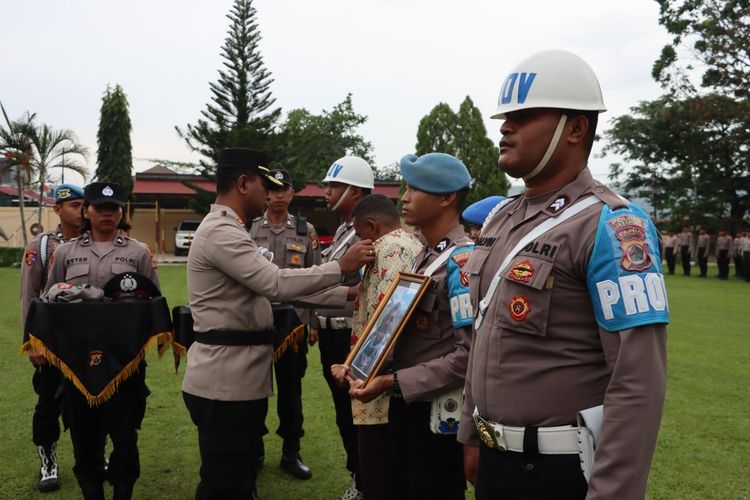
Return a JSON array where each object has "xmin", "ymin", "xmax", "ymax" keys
[
  {"xmin": 310, "ymin": 229, "xmax": 319, "ymax": 249},
  {"xmin": 507, "ymin": 259, "xmax": 535, "ymax": 283},
  {"xmin": 509, "ymin": 295, "xmax": 531, "ymax": 321},
  {"xmin": 25, "ymin": 250, "xmax": 37, "ymax": 266},
  {"xmin": 415, "ymin": 314, "xmax": 429, "ymax": 332},
  {"xmin": 548, "ymin": 195, "xmax": 569, "ymax": 213},
  {"xmin": 451, "ymin": 251, "xmax": 471, "ymax": 268},
  {"xmin": 608, "ymin": 214, "xmax": 652, "ymax": 272}
]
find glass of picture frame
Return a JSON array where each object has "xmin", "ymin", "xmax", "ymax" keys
[{"xmin": 345, "ymin": 272, "xmax": 432, "ymax": 385}]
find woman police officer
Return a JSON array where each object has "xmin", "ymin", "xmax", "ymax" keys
[{"xmin": 45, "ymin": 182, "xmax": 159, "ymax": 500}]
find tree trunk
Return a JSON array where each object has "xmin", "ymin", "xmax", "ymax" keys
[{"xmin": 16, "ymin": 170, "xmax": 28, "ymax": 248}]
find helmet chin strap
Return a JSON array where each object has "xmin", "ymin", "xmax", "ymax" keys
[
  {"xmin": 522, "ymin": 114, "xmax": 568, "ymax": 181},
  {"xmin": 331, "ymin": 185, "xmax": 351, "ymax": 212}
]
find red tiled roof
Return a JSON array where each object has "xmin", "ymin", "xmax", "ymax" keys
[
  {"xmin": 133, "ymin": 179, "xmax": 215, "ymax": 195},
  {"xmin": 0, "ymin": 185, "xmax": 56, "ymax": 205}
]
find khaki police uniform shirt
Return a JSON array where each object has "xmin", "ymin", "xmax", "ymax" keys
[
  {"xmin": 697, "ymin": 234, "xmax": 710, "ymax": 249},
  {"xmin": 182, "ymin": 204, "xmax": 343, "ymax": 402},
  {"xmin": 678, "ymin": 231, "xmax": 693, "ymax": 249},
  {"xmin": 715, "ymin": 235, "xmax": 732, "ymax": 252},
  {"xmin": 312, "ymin": 221, "xmax": 360, "ymax": 328},
  {"xmin": 393, "ymin": 225, "xmax": 474, "ymax": 403},
  {"xmin": 20, "ymin": 225, "xmax": 70, "ymax": 326},
  {"xmin": 250, "ymin": 212, "xmax": 322, "ymax": 323},
  {"xmin": 459, "ymin": 169, "xmax": 667, "ymax": 500},
  {"xmin": 662, "ymin": 234, "xmax": 676, "ymax": 249},
  {"xmin": 45, "ymin": 232, "xmax": 159, "ymax": 291}
]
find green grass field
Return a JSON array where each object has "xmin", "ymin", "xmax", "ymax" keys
[{"xmin": 0, "ymin": 267, "xmax": 747, "ymax": 499}]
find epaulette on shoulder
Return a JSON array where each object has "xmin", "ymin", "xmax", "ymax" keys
[{"xmin": 590, "ymin": 181, "xmax": 629, "ymax": 211}]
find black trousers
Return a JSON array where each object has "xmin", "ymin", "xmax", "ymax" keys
[
  {"xmin": 358, "ymin": 423, "xmax": 393, "ymax": 500},
  {"xmin": 736, "ymin": 252, "xmax": 745, "ymax": 277},
  {"xmin": 388, "ymin": 398, "xmax": 465, "ymax": 500},
  {"xmin": 272, "ymin": 333, "xmax": 308, "ymax": 454},
  {"xmin": 183, "ymin": 392, "xmax": 268, "ymax": 500},
  {"xmin": 680, "ymin": 246, "xmax": 691, "ymax": 275},
  {"xmin": 318, "ymin": 327, "xmax": 359, "ymax": 476},
  {"xmin": 697, "ymin": 247, "xmax": 708, "ymax": 276},
  {"xmin": 63, "ymin": 368, "xmax": 148, "ymax": 487},
  {"xmin": 476, "ymin": 443, "xmax": 587, "ymax": 500},
  {"xmin": 717, "ymin": 249, "xmax": 730, "ymax": 279},
  {"xmin": 32, "ymin": 364, "xmax": 62, "ymax": 446},
  {"xmin": 665, "ymin": 247, "xmax": 676, "ymax": 274}
]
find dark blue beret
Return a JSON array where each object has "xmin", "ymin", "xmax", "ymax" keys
[
  {"xmin": 399, "ymin": 153, "xmax": 472, "ymax": 194},
  {"xmin": 462, "ymin": 195, "xmax": 506, "ymax": 225}
]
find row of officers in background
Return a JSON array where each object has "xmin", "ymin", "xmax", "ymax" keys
[{"xmin": 663, "ymin": 227, "xmax": 750, "ymax": 280}]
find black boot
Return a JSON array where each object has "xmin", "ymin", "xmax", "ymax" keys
[
  {"xmin": 280, "ymin": 452, "xmax": 312, "ymax": 480},
  {"xmin": 79, "ymin": 481, "xmax": 105, "ymax": 500},
  {"xmin": 113, "ymin": 482, "xmax": 135, "ymax": 500},
  {"xmin": 37, "ymin": 443, "xmax": 61, "ymax": 492}
]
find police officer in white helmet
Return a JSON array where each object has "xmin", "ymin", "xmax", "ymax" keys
[
  {"xmin": 310, "ymin": 156, "xmax": 374, "ymax": 500},
  {"xmin": 459, "ymin": 50, "xmax": 668, "ymax": 500}
]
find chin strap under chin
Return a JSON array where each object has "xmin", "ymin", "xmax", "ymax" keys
[
  {"xmin": 523, "ymin": 114, "xmax": 568, "ymax": 181},
  {"xmin": 331, "ymin": 185, "xmax": 351, "ymax": 212}
]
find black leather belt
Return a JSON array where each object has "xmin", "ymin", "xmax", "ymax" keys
[{"xmin": 194, "ymin": 328, "xmax": 276, "ymax": 346}]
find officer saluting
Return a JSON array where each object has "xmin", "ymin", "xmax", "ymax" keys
[
  {"xmin": 181, "ymin": 148, "xmax": 374, "ymax": 500},
  {"xmin": 20, "ymin": 183, "xmax": 84, "ymax": 492},
  {"xmin": 459, "ymin": 50, "xmax": 668, "ymax": 500},
  {"xmin": 249, "ymin": 169, "xmax": 319, "ymax": 479}
]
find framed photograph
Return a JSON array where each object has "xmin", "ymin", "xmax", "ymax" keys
[{"xmin": 345, "ymin": 272, "xmax": 432, "ymax": 384}]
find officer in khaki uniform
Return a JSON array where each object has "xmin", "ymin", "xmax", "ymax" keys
[
  {"xmin": 662, "ymin": 231, "xmax": 676, "ymax": 274},
  {"xmin": 181, "ymin": 148, "xmax": 374, "ymax": 500},
  {"xmin": 249, "ymin": 169, "xmax": 320, "ymax": 479},
  {"xmin": 460, "ymin": 50, "xmax": 667, "ymax": 500},
  {"xmin": 696, "ymin": 228, "xmax": 710, "ymax": 277},
  {"xmin": 678, "ymin": 226, "xmax": 693, "ymax": 275},
  {"xmin": 46, "ymin": 182, "xmax": 159, "ymax": 500},
  {"xmin": 20, "ymin": 183, "xmax": 84, "ymax": 492},
  {"xmin": 733, "ymin": 231, "xmax": 745, "ymax": 277},
  {"xmin": 349, "ymin": 152, "xmax": 475, "ymax": 500},
  {"xmin": 714, "ymin": 229, "xmax": 732, "ymax": 279},
  {"xmin": 310, "ymin": 156, "xmax": 374, "ymax": 500}
]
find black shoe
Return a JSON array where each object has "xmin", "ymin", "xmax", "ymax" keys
[
  {"xmin": 80, "ymin": 482, "xmax": 105, "ymax": 500},
  {"xmin": 37, "ymin": 444, "xmax": 60, "ymax": 492},
  {"xmin": 280, "ymin": 454, "xmax": 312, "ymax": 480},
  {"xmin": 113, "ymin": 483, "xmax": 134, "ymax": 500}
]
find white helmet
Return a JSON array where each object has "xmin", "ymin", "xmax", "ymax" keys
[
  {"xmin": 491, "ymin": 49, "xmax": 606, "ymax": 120},
  {"xmin": 322, "ymin": 156, "xmax": 375, "ymax": 189}
]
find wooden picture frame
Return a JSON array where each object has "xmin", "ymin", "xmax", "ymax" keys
[{"xmin": 345, "ymin": 272, "xmax": 432, "ymax": 384}]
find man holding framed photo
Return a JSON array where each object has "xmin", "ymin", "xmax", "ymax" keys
[{"xmin": 349, "ymin": 153, "xmax": 475, "ymax": 500}]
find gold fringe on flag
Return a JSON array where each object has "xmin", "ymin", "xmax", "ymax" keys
[
  {"xmin": 273, "ymin": 324, "xmax": 306, "ymax": 364},
  {"xmin": 172, "ymin": 341, "xmax": 188, "ymax": 372},
  {"xmin": 21, "ymin": 331, "xmax": 173, "ymax": 407}
]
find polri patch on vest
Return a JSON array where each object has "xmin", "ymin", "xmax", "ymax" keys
[
  {"xmin": 89, "ymin": 350, "xmax": 103, "ymax": 367},
  {"xmin": 507, "ymin": 259, "xmax": 535, "ymax": 283},
  {"xmin": 608, "ymin": 215, "xmax": 653, "ymax": 272},
  {"xmin": 415, "ymin": 314, "xmax": 430, "ymax": 332},
  {"xmin": 25, "ymin": 250, "xmax": 37, "ymax": 266},
  {"xmin": 522, "ymin": 241, "xmax": 557, "ymax": 258},
  {"xmin": 509, "ymin": 295, "xmax": 531, "ymax": 321}
]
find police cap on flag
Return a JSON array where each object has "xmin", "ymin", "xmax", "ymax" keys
[
  {"xmin": 218, "ymin": 148, "xmax": 283, "ymax": 187},
  {"xmin": 84, "ymin": 182, "xmax": 126, "ymax": 207},
  {"xmin": 103, "ymin": 272, "xmax": 161, "ymax": 301}
]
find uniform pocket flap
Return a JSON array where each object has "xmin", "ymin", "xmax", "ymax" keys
[
  {"xmin": 65, "ymin": 263, "xmax": 90, "ymax": 280},
  {"xmin": 463, "ymin": 248, "xmax": 490, "ymax": 276},
  {"xmin": 112, "ymin": 262, "xmax": 137, "ymax": 275}
]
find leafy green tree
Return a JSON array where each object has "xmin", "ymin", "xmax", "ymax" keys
[
  {"xmin": 415, "ymin": 97, "xmax": 509, "ymax": 206},
  {"xmin": 96, "ymin": 84, "xmax": 133, "ymax": 197},
  {"xmin": 0, "ymin": 104, "xmax": 35, "ymax": 247},
  {"xmin": 176, "ymin": 0, "xmax": 280, "ymax": 174},
  {"xmin": 28, "ymin": 125, "xmax": 89, "ymax": 225},
  {"xmin": 276, "ymin": 94, "xmax": 373, "ymax": 189},
  {"xmin": 605, "ymin": 1, "xmax": 749, "ymax": 232}
]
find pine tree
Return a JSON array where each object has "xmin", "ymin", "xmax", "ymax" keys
[
  {"xmin": 176, "ymin": 0, "xmax": 281, "ymax": 174},
  {"xmin": 96, "ymin": 84, "xmax": 133, "ymax": 197}
]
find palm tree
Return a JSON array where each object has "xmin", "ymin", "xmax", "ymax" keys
[
  {"xmin": 0, "ymin": 103, "xmax": 36, "ymax": 247},
  {"xmin": 28, "ymin": 124, "xmax": 89, "ymax": 226}
]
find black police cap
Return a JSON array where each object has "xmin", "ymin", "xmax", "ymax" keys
[
  {"xmin": 84, "ymin": 182, "xmax": 126, "ymax": 207},
  {"xmin": 218, "ymin": 148, "xmax": 283, "ymax": 187},
  {"xmin": 268, "ymin": 169, "xmax": 293, "ymax": 190},
  {"xmin": 103, "ymin": 272, "xmax": 161, "ymax": 301}
]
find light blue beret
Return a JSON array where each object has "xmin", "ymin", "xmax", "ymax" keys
[
  {"xmin": 399, "ymin": 153, "xmax": 472, "ymax": 194},
  {"xmin": 462, "ymin": 195, "xmax": 506, "ymax": 225},
  {"xmin": 53, "ymin": 183, "xmax": 84, "ymax": 203}
]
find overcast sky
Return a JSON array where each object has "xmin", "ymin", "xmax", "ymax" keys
[{"xmin": 1, "ymin": 0, "xmax": 671, "ymax": 187}]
